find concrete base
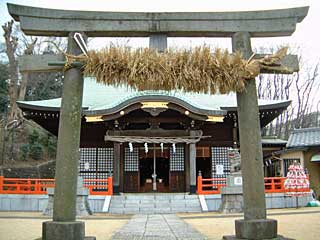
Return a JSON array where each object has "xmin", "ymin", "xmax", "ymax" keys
[
  {"xmin": 234, "ymin": 219, "xmax": 278, "ymax": 239},
  {"xmin": 42, "ymin": 221, "xmax": 96, "ymax": 240},
  {"xmin": 223, "ymin": 235, "xmax": 294, "ymax": 240},
  {"xmin": 43, "ymin": 178, "xmax": 92, "ymax": 216},
  {"xmin": 219, "ymin": 188, "xmax": 243, "ymax": 213},
  {"xmin": 190, "ymin": 185, "xmax": 197, "ymax": 194},
  {"xmin": 113, "ymin": 185, "xmax": 120, "ymax": 194},
  {"xmin": 220, "ymin": 174, "xmax": 244, "ymax": 213}
]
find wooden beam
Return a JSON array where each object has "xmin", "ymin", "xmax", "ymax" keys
[
  {"xmin": 107, "ymin": 129, "xmax": 196, "ymax": 137},
  {"xmin": 8, "ymin": 3, "xmax": 308, "ymax": 37},
  {"xmin": 18, "ymin": 54, "xmax": 64, "ymax": 72},
  {"xmin": 258, "ymin": 54, "xmax": 299, "ymax": 73}
]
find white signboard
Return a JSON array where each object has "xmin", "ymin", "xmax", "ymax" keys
[
  {"xmin": 216, "ymin": 165, "xmax": 224, "ymax": 175},
  {"xmin": 84, "ymin": 162, "xmax": 90, "ymax": 170},
  {"xmin": 234, "ymin": 177, "xmax": 243, "ymax": 186}
]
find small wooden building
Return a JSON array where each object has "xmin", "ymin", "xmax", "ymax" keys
[
  {"xmin": 271, "ymin": 128, "xmax": 320, "ymax": 198},
  {"xmin": 18, "ymin": 77, "xmax": 290, "ymax": 194}
]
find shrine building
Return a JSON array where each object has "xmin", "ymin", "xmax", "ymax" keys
[{"xmin": 17, "ymin": 77, "xmax": 290, "ymax": 194}]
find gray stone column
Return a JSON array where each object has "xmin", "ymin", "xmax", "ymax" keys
[
  {"xmin": 149, "ymin": 34, "xmax": 167, "ymax": 52},
  {"xmin": 52, "ymin": 32, "xmax": 86, "ymax": 222},
  {"xmin": 113, "ymin": 142, "xmax": 121, "ymax": 194},
  {"xmin": 42, "ymin": 32, "xmax": 94, "ymax": 240},
  {"xmin": 225, "ymin": 32, "xmax": 277, "ymax": 240},
  {"xmin": 189, "ymin": 131, "xmax": 197, "ymax": 194}
]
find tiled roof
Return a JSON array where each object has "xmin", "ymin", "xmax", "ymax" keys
[
  {"xmin": 261, "ymin": 137, "xmax": 287, "ymax": 146},
  {"xmin": 18, "ymin": 77, "xmax": 291, "ymax": 115},
  {"xmin": 287, "ymin": 127, "xmax": 320, "ymax": 148}
]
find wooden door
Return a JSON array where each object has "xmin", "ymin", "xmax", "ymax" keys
[
  {"xmin": 169, "ymin": 145, "xmax": 185, "ymax": 192},
  {"xmin": 123, "ymin": 148, "xmax": 139, "ymax": 192}
]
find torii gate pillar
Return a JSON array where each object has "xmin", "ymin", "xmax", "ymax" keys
[
  {"xmin": 226, "ymin": 32, "xmax": 278, "ymax": 239},
  {"xmin": 42, "ymin": 32, "xmax": 94, "ymax": 240}
]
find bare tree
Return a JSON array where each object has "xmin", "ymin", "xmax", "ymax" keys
[
  {"xmin": 18, "ymin": 38, "xmax": 37, "ymax": 101},
  {"xmin": 257, "ymin": 46, "xmax": 320, "ymax": 139},
  {"xmin": 2, "ymin": 20, "xmax": 20, "ymax": 122},
  {"xmin": 2, "ymin": 21, "xmax": 67, "ymax": 121}
]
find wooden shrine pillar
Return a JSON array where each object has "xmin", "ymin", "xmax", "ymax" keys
[
  {"xmin": 228, "ymin": 32, "xmax": 278, "ymax": 240},
  {"xmin": 43, "ymin": 32, "xmax": 90, "ymax": 240},
  {"xmin": 113, "ymin": 142, "xmax": 121, "ymax": 194},
  {"xmin": 189, "ymin": 131, "xmax": 197, "ymax": 194}
]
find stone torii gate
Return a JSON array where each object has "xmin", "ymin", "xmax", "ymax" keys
[{"xmin": 8, "ymin": 3, "xmax": 308, "ymax": 240}]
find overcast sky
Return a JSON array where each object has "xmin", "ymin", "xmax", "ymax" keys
[{"xmin": 0, "ymin": 0, "xmax": 319, "ymax": 64}]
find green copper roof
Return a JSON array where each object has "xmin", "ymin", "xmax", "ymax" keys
[{"xmin": 18, "ymin": 77, "xmax": 291, "ymax": 116}]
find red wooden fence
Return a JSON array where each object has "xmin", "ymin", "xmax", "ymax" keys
[
  {"xmin": 197, "ymin": 176, "xmax": 310, "ymax": 195},
  {"xmin": 0, "ymin": 175, "xmax": 309, "ymax": 196},
  {"xmin": 0, "ymin": 176, "xmax": 113, "ymax": 195}
]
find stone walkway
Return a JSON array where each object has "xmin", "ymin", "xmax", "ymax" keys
[{"xmin": 112, "ymin": 214, "xmax": 207, "ymax": 240}]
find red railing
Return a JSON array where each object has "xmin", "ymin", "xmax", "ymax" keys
[
  {"xmin": 84, "ymin": 177, "xmax": 113, "ymax": 195},
  {"xmin": 0, "ymin": 176, "xmax": 113, "ymax": 195},
  {"xmin": 197, "ymin": 176, "xmax": 227, "ymax": 195},
  {"xmin": 198, "ymin": 176, "xmax": 310, "ymax": 195},
  {"xmin": 0, "ymin": 176, "xmax": 55, "ymax": 194},
  {"xmin": 264, "ymin": 177, "xmax": 286, "ymax": 193}
]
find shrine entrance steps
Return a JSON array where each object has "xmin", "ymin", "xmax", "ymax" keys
[{"xmin": 108, "ymin": 193, "xmax": 202, "ymax": 214}]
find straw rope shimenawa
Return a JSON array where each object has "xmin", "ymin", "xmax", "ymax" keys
[{"xmin": 64, "ymin": 46, "xmax": 290, "ymax": 94}]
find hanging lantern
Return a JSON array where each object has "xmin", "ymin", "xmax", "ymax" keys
[
  {"xmin": 172, "ymin": 143, "xmax": 176, "ymax": 154},
  {"xmin": 129, "ymin": 142, "xmax": 133, "ymax": 152},
  {"xmin": 160, "ymin": 143, "xmax": 164, "ymax": 152},
  {"xmin": 144, "ymin": 142, "xmax": 148, "ymax": 153}
]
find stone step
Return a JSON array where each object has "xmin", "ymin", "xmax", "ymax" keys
[
  {"xmin": 184, "ymin": 195, "xmax": 199, "ymax": 200},
  {"xmin": 125, "ymin": 195, "xmax": 155, "ymax": 200},
  {"xmin": 170, "ymin": 203, "xmax": 186, "ymax": 208},
  {"xmin": 108, "ymin": 193, "xmax": 202, "ymax": 214},
  {"xmin": 124, "ymin": 199, "xmax": 140, "ymax": 204}
]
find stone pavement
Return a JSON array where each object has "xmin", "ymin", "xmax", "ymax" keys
[{"xmin": 112, "ymin": 214, "xmax": 207, "ymax": 240}]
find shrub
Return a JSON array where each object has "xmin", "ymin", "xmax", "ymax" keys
[
  {"xmin": 29, "ymin": 143, "xmax": 44, "ymax": 160},
  {"xmin": 28, "ymin": 129, "xmax": 40, "ymax": 145},
  {"xmin": 20, "ymin": 144, "xmax": 30, "ymax": 161},
  {"xmin": 47, "ymin": 136, "xmax": 57, "ymax": 158}
]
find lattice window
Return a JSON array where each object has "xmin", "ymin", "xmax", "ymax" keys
[
  {"xmin": 79, "ymin": 147, "xmax": 114, "ymax": 182},
  {"xmin": 124, "ymin": 148, "xmax": 139, "ymax": 172},
  {"xmin": 79, "ymin": 172, "xmax": 97, "ymax": 180},
  {"xmin": 98, "ymin": 148, "xmax": 113, "ymax": 175},
  {"xmin": 211, "ymin": 147, "xmax": 230, "ymax": 183},
  {"xmin": 79, "ymin": 148, "xmax": 96, "ymax": 172},
  {"xmin": 283, "ymin": 158, "xmax": 300, "ymax": 176},
  {"xmin": 170, "ymin": 146, "xmax": 184, "ymax": 171}
]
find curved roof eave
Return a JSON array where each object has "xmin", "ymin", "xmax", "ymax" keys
[
  {"xmin": 84, "ymin": 94, "xmax": 226, "ymax": 116},
  {"xmin": 17, "ymin": 101, "xmax": 89, "ymax": 112},
  {"xmin": 18, "ymin": 97, "xmax": 291, "ymax": 116},
  {"xmin": 221, "ymin": 100, "xmax": 291, "ymax": 111}
]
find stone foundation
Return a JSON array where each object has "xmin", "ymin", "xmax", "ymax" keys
[
  {"xmin": 43, "ymin": 177, "xmax": 92, "ymax": 216},
  {"xmin": 219, "ymin": 174, "xmax": 244, "ymax": 213},
  {"xmin": 235, "ymin": 219, "xmax": 277, "ymax": 239},
  {"xmin": 42, "ymin": 221, "xmax": 96, "ymax": 240},
  {"xmin": 220, "ymin": 192, "xmax": 243, "ymax": 213},
  {"xmin": 223, "ymin": 235, "xmax": 294, "ymax": 240},
  {"xmin": 223, "ymin": 219, "xmax": 282, "ymax": 240}
]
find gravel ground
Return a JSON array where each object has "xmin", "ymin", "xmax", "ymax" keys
[
  {"xmin": 178, "ymin": 208, "xmax": 320, "ymax": 240},
  {"xmin": 0, "ymin": 213, "xmax": 129, "ymax": 240},
  {"xmin": 0, "ymin": 208, "xmax": 319, "ymax": 240}
]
